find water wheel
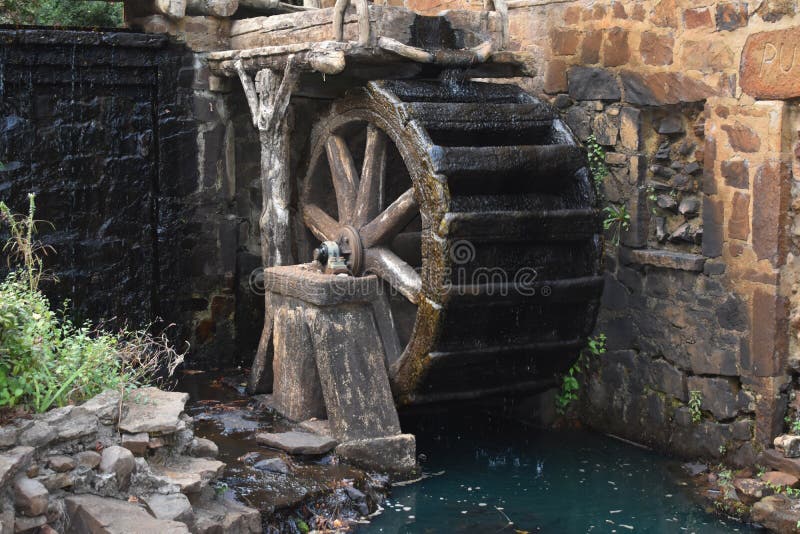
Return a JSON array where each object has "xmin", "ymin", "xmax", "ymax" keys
[{"xmin": 297, "ymin": 79, "xmax": 603, "ymax": 405}]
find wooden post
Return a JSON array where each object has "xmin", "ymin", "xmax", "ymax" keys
[{"xmin": 235, "ymin": 58, "xmax": 300, "ymax": 394}]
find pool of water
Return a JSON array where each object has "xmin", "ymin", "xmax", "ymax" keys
[{"xmin": 358, "ymin": 411, "xmax": 763, "ymax": 534}]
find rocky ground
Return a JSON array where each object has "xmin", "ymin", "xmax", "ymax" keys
[
  {"xmin": 686, "ymin": 433, "xmax": 800, "ymax": 533},
  {"xmin": 0, "ymin": 374, "xmax": 395, "ymax": 533}
]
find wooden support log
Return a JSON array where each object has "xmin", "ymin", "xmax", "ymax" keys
[
  {"xmin": 235, "ymin": 58, "xmax": 301, "ymax": 394},
  {"xmin": 186, "ymin": 0, "xmax": 239, "ymax": 16}
]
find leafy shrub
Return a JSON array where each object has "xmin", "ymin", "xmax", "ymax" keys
[
  {"xmin": 0, "ymin": 194, "xmax": 183, "ymax": 413},
  {"xmin": 0, "ymin": 0, "xmax": 123, "ymax": 27}
]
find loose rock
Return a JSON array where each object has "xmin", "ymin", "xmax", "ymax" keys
[
  {"xmin": 14, "ymin": 476, "xmax": 49, "ymax": 517},
  {"xmin": 762, "ymin": 471, "xmax": 800, "ymax": 488},
  {"xmin": 75, "ymin": 451, "xmax": 102, "ymax": 470},
  {"xmin": 14, "ymin": 514, "xmax": 46, "ymax": 533},
  {"xmin": 0, "ymin": 447, "xmax": 35, "ymax": 487},
  {"xmin": 253, "ymin": 458, "xmax": 290, "ymax": 474},
  {"xmin": 99, "ymin": 446, "xmax": 136, "ymax": 488},
  {"xmin": 733, "ymin": 478, "xmax": 772, "ymax": 505},
  {"xmin": 775, "ymin": 435, "xmax": 800, "ymax": 458},
  {"xmin": 47, "ymin": 456, "xmax": 75, "ymax": 473},
  {"xmin": 255, "ymin": 431, "xmax": 337, "ymax": 455},
  {"xmin": 188, "ymin": 437, "xmax": 219, "ymax": 458},
  {"xmin": 752, "ymin": 495, "xmax": 800, "ymax": 533},
  {"xmin": 121, "ymin": 433, "xmax": 150, "ymax": 456}
]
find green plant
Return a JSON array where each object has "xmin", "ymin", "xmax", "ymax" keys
[
  {"xmin": 645, "ymin": 184, "xmax": 658, "ymax": 215},
  {"xmin": 294, "ymin": 518, "xmax": 310, "ymax": 534},
  {"xmin": 602, "ymin": 204, "xmax": 631, "ymax": 246},
  {"xmin": 586, "ymin": 134, "xmax": 608, "ymax": 192},
  {"xmin": 556, "ymin": 334, "xmax": 606, "ymax": 415},
  {"xmin": 0, "ymin": 0, "xmax": 122, "ymax": 27},
  {"xmin": 718, "ymin": 444, "xmax": 726, "ymax": 456},
  {"xmin": 688, "ymin": 390, "xmax": 703, "ymax": 424},
  {"xmin": 785, "ymin": 415, "xmax": 800, "ymax": 434},
  {"xmin": 0, "ymin": 195, "xmax": 184, "ymax": 413}
]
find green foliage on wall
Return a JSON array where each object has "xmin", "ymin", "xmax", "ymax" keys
[{"xmin": 0, "ymin": 0, "xmax": 123, "ymax": 28}]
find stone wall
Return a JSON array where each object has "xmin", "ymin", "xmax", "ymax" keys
[
  {"xmin": 0, "ymin": 29, "xmax": 258, "ymax": 368},
  {"xmin": 448, "ymin": 0, "xmax": 800, "ymax": 465}
]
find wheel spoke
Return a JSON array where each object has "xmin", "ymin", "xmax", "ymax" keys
[
  {"xmin": 365, "ymin": 247, "xmax": 421, "ymax": 304},
  {"xmin": 353, "ymin": 125, "xmax": 388, "ymax": 228},
  {"xmin": 303, "ymin": 203, "xmax": 339, "ymax": 242},
  {"xmin": 325, "ymin": 135, "xmax": 359, "ymax": 224},
  {"xmin": 360, "ymin": 188, "xmax": 418, "ymax": 248}
]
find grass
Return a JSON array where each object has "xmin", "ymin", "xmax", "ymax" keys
[{"xmin": 0, "ymin": 193, "xmax": 184, "ymax": 414}]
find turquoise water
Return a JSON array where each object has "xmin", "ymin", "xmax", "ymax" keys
[{"xmin": 359, "ymin": 413, "xmax": 762, "ymax": 534}]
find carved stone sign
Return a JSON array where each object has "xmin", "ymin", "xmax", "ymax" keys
[{"xmin": 740, "ymin": 27, "xmax": 800, "ymax": 99}]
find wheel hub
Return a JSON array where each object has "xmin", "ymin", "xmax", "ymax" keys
[{"xmin": 337, "ymin": 225, "xmax": 364, "ymax": 276}]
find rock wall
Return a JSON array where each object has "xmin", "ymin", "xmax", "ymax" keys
[
  {"xmin": 417, "ymin": 0, "xmax": 799, "ymax": 465},
  {"xmin": 0, "ymin": 388, "xmax": 260, "ymax": 533}
]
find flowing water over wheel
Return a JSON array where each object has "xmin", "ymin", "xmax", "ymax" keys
[{"xmin": 298, "ymin": 79, "xmax": 603, "ymax": 405}]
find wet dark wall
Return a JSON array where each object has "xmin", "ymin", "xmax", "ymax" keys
[{"xmin": 0, "ymin": 29, "xmax": 199, "ymax": 348}]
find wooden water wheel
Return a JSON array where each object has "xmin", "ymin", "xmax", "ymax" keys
[{"xmin": 297, "ymin": 79, "xmax": 603, "ymax": 405}]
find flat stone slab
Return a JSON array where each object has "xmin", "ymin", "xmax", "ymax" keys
[
  {"xmin": 255, "ymin": 431, "xmax": 336, "ymax": 455},
  {"xmin": 65, "ymin": 494, "xmax": 189, "ymax": 533},
  {"xmin": 150, "ymin": 457, "xmax": 226, "ymax": 494},
  {"xmin": 193, "ymin": 497, "xmax": 261, "ymax": 534},
  {"xmin": 118, "ymin": 388, "xmax": 189, "ymax": 434},
  {"xmin": 763, "ymin": 471, "xmax": 800, "ymax": 488},
  {"xmin": 142, "ymin": 493, "xmax": 194, "ymax": 526}
]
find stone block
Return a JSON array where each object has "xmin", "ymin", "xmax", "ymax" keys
[
  {"xmin": 568, "ymin": 67, "xmax": 620, "ymax": 101},
  {"xmin": 751, "ymin": 289, "xmax": 789, "ymax": 377},
  {"xmin": 722, "ymin": 122, "xmax": 760, "ymax": 153},
  {"xmin": 684, "ymin": 7, "xmax": 712, "ymax": 28},
  {"xmin": 580, "ymin": 30, "xmax": 602, "ymax": 64},
  {"xmin": 619, "ymin": 107, "xmax": 641, "ymax": 151},
  {"xmin": 753, "ymin": 160, "xmax": 790, "ymax": 267},
  {"xmin": 681, "ymin": 41, "xmax": 734, "ymax": 73},
  {"xmin": 271, "ymin": 305, "xmax": 326, "ymax": 422},
  {"xmin": 551, "ymin": 29, "xmax": 579, "ymax": 56},
  {"xmin": 192, "ymin": 497, "xmax": 261, "ymax": 534},
  {"xmin": 640, "ymin": 32, "xmax": 673, "ymax": 66},
  {"xmin": 701, "ymin": 196, "xmax": 723, "ymax": 258},
  {"xmin": 620, "ymin": 71, "xmax": 715, "ymax": 106},
  {"xmin": 716, "ymin": 2, "xmax": 748, "ymax": 31},
  {"xmin": 543, "ymin": 60, "xmax": 567, "ymax": 94},
  {"xmin": 13, "ymin": 477, "xmax": 48, "ymax": 517},
  {"xmin": 686, "ymin": 376, "xmax": 748, "ymax": 420},
  {"xmin": 728, "ymin": 192, "xmax": 750, "ymax": 241},
  {"xmin": 626, "ymin": 249, "xmax": 705, "ymax": 271},
  {"xmin": 335, "ymin": 434, "xmax": 416, "ymax": 473},
  {"xmin": 759, "ymin": 449, "xmax": 800, "ymax": 477},
  {"xmin": 721, "ymin": 159, "xmax": 748, "ymax": 189},
  {"xmin": 149, "ymin": 457, "xmax": 225, "ymax": 494},
  {"xmin": 253, "ymin": 458, "xmax": 290, "ymax": 474},
  {"xmin": 592, "ymin": 113, "xmax": 619, "ymax": 145},
  {"xmin": 14, "ymin": 515, "xmax": 46, "ymax": 533},
  {"xmin": 602, "ymin": 28, "xmax": 629, "ymax": 67}
]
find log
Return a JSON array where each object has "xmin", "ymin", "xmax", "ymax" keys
[
  {"xmin": 211, "ymin": 42, "xmax": 348, "ymax": 76},
  {"xmin": 186, "ymin": 0, "xmax": 239, "ymax": 16},
  {"xmin": 235, "ymin": 58, "xmax": 301, "ymax": 394}
]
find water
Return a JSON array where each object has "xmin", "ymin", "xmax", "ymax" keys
[{"xmin": 357, "ymin": 412, "xmax": 763, "ymax": 534}]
